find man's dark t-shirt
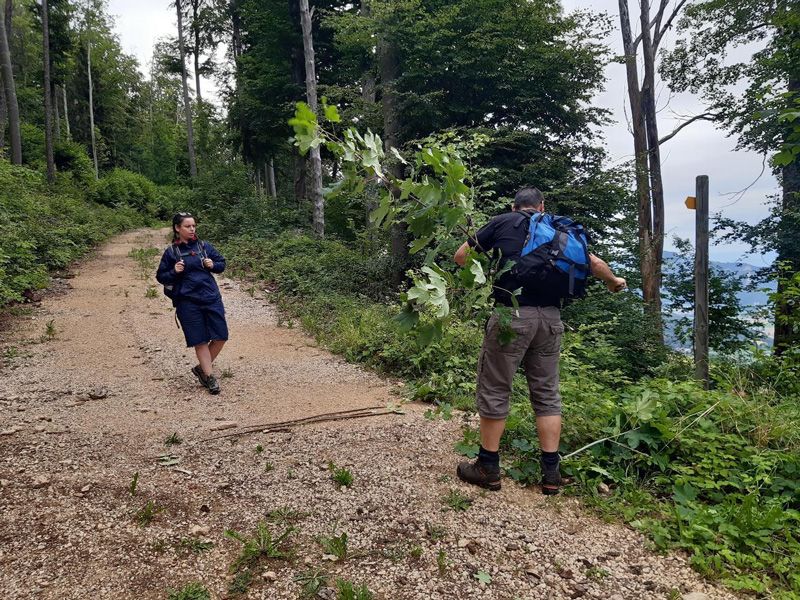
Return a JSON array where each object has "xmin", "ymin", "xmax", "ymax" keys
[{"xmin": 468, "ymin": 211, "xmax": 562, "ymax": 308}]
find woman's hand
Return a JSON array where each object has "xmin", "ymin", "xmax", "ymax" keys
[
  {"xmin": 203, "ymin": 258, "xmax": 214, "ymax": 269},
  {"xmin": 175, "ymin": 260, "xmax": 185, "ymax": 273}
]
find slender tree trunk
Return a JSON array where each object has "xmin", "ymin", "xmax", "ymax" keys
[
  {"xmin": 53, "ymin": 84, "xmax": 61, "ymax": 141},
  {"xmin": 0, "ymin": 0, "xmax": 21, "ymax": 164},
  {"xmin": 42, "ymin": 0, "xmax": 55, "ymax": 183},
  {"xmin": 774, "ymin": 73, "xmax": 800, "ymax": 354},
  {"xmin": 289, "ymin": 0, "xmax": 307, "ymax": 204},
  {"xmin": 299, "ymin": 0, "xmax": 324, "ymax": 237},
  {"xmin": 87, "ymin": 41, "xmax": 98, "ymax": 178},
  {"xmin": 62, "ymin": 84, "xmax": 70, "ymax": 140},
  {"xmin": 360, "ymin": 1, "xmax": 375, "ymax": 103},
  {"xmin": 379, "ymin": 33, "xmax": 408, "ymax": 284},
  {"xmin": 0, "ymin": 71, "xmax": 6, "ymax": 153},
  {"xmin": 268, "ymin": 157, "xmax": 277, "ymax": 197},
  {"xmin": 639, "ymin": 0, "xmax": 664, "ymax": 327},
  {"xmin": 176, "ymin": 0, "xmax": 197, "ymax": 179},
  {"xmin": 191, "ymin": 0, "xmax": 202, "ymax": 104},
  {"xmin": 231, "ymin": 0, "xmax": 242, "ymax": 59},
  {"xmin": 619, "ymin": 0, "xmax": 663, "ymax": 341}
]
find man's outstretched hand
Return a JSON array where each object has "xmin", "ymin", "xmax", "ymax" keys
[{"xmin": 607, "ymin": 277, "xmax": 627, "ymax": 293}]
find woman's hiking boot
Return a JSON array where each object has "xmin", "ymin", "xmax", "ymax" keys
[
  {"xmin": 456, "ymin": 460, "xmax": 501, "ymax": 491},
  {"xmin": 205, "ymin": 374, "xmax": 220, "ymax": 395},
  {"xmin": 541, "ymin": 462, "xmax": 562, "ymax": 495},
  {"xmin": 191, "ymin": 365, "xmax": 220, "ymax": 395}
]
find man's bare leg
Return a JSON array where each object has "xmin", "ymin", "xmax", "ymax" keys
[
  {"xmin": 535, "ymin": 415, "xmax": 561, "ymax": 452},
  {"xmin": 208, "ymin": 339, "xmax": 225, "ymax": 363},
  {"xmin": 479, "ymin": 416, "xmax": 507, "ymax": 452},
  {"xmin": 195, "ymin": 343, "xmax": 213, "ymax": 377}
]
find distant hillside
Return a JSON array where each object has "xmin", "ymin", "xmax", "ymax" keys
[{"xmin": 662, "ymin": 251, "xmax": 775, "ymax": 307}]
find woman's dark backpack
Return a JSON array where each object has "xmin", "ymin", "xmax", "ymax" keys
[{"xmin": 511, "ymin": 213, "xmax": 591, "ymax": 299}]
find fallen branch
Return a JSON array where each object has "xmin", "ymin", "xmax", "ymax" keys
[{"xmin": 199, "ymin": 405, "xmax": 396, "ymax": 442}]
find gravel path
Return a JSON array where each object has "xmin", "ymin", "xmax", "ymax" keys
[{"xmin": 0, "ymin": 228, "xmax": 737, "ymax": 600}]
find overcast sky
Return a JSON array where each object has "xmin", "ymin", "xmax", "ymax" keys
[{"xmin": 107, "ymin": 0, "xmax": 778, "ymax": 265}]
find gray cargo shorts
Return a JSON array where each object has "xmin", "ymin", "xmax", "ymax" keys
[{"xmin": 476, "ymin": 306, "xmax": 564, "ymax": 419}]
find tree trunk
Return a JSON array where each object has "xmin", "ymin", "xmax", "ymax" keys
[
  {"xmin": 231, "ymin": 0, "xmax": 242, "ymax": 59},
  {"xmin": 87, "ymin": 41, "xmax": 98, "ymax": 178},
  {"xmin": 42, "ymin": 0, "xmax": 55, "ymax": 183},
  {"xmin": 360, "ymin": 1, "xmax": 375, "ymax": 103},
  {"xmin": 268, "ymin": 157, "xmax": 277, "ymax": 197},
  {"xmin": 53, "ymin": 84, "xmax": 61, "ymax": 141},
  {"xmin": 289, "ymin": 0, "xmax": 307, "ymax": 204},
  {"xmin": 0, "ymin": 0, "xmax": 21, "ymax": 164},
  {"xmin": 774, "ymin": 73, "xmax": 800, "ymax": 354},
  {"xmin": 191, "ymin": 0, "xmax": 202, "ymax": 104},
  {"xmin": 379, "ymin": 32, "xmax": 408, "ymax": 284},
  {"xmin": 298, "ymin": 0, "xmax": 324, "ymax": 237},
  {"xmin": 619, "ymin": 0, "xmax": 663, "ymax": 341},
  {"xmin": 62, "ymin": 84, "xmax": 70, "ymax": 140},
  {"xmin": 0, "ymin": 70, "xmax": 6, "ymax": 154},
  {"xmin": 176, "ymin": 0, "xmax": 197, "ymax": 179}
]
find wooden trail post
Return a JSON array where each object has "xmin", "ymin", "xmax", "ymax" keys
[{"xmin": 693, "ymin": 175, "xmax": 710, "ymax": 388}]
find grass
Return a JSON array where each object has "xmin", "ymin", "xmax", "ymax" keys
[
  {"xmin": 437, "ymin": 549, "xmax": 448, "ymax": 575},
  {"xmin": 165, "ymin": 432, "xmax": 183, "ymax": 446},
  {"xmin": 443, "ymin": 489, "xmax": 472, "ymax": 511},
  {"xmin": 426, "ymin": 523, "xmax": 446, "ymax": 541},
  {"xmin": 129, "ymin": 247, "xmax": 160, "ymax": 280},
  {"xmin": 225, "ymin": 521, "xmax": 295, "ymax": 573},
  {"xmin": 44, "ymin": 319, "xmax": 56, "ymax": 340},
  {"xmin": 221, "ymin": 367, "xmax": 234, "ymax": 379},
  {"xmin": 145, "ymin": 286, "xmax": 158, "ymax": 298},
  {"xmin": 294, "ymin": 568, "xmax": 328, "ymax": 598},
  {"xmin": 227, "ymin": 569, "xmax": 253, "ymax": 596},
  {"xmin": 328, "ymin": 461, "xmax": 354, "ymax": 488},
  {"xmin": 135, "ymin": 500, "xmax": 164, "ymax": 526},
  {"xmin": 318, "ymin": 530, "xmax": 348, "ymax": 561},
  {"xmin": 335, "ymin": 578, "xmax": 373, "ymax": 600},
  {"xmin": 167, "ymin": 582, "xmax": 210, "ymax": 600},
  {"xmin": 266, "ymin": 507, "xmax": 304, "ymax": 525},
  {"xmin": 177, "ymin": 538, "xmax": 214, "ymax": 554},
  {"xmin": 264, "ymin": 461, "xmax": 275, "ymax": 472}
]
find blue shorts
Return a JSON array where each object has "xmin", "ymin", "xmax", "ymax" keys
[{"xmin": 176, "ymin": 298, "xmax": 229, "ymax": 347}]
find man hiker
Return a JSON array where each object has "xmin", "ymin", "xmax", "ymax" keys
[{"xmin": 453, "ymin": 187, "xmax": 627, "ymax": 494}]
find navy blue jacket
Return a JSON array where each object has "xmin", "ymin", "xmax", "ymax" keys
[{"xmin": 156, "ymin": 239, "xmax": 226, "ymax": 305}]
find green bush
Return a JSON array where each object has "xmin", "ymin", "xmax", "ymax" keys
[
  {"xmin": 54, "ymin": 140, "xmax": 96, "ymax": 189},
  {"xmin": 20, "ymin": 122, "xmax": 45, "ymax": 168},
  {"xmin": 0, "ymin": 159, "xmax": 151, "ymax": 306},
  {"xmin": 93, "ymin": 168, "xmax": 157, "ymax": 213}
]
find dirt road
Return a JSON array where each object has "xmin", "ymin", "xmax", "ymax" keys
[{"xmin": 0, "ymin": 229, "xmax": 735, "ymax": 600}]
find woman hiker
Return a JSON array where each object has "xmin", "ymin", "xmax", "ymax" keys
[{"xmin": 156, "ymin": 212, "xmax": 229, "ymax": 395}]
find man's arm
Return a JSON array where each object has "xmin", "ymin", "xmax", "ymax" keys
[
  {"xmin": 589, "ymin": 254, "xmax": 627, "ymax": 293},
  {"xmin": 454, "ymin": 242, "xmax": 470, "ymax": 267}
]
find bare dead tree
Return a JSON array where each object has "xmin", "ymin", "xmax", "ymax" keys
[{"xmin": 299, "ymin": 0, "xmax": 324, "ymax": 237}]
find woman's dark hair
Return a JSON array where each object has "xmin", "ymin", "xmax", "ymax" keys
[{"xmin": 172, "ymin": 212, "xmax": 194, "ymax": 242}]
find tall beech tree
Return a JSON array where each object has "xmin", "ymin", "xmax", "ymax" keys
[
  {"xmin": 0, "ymin": 0, "xmax": 21, "ymax": 164},
  {"xmin": 42, "ymin": 0, "xmax": 55, "ymax": 182},
  {"xmin": 175, "ymin": 0, "xmax": 197, "ymax": 179}
]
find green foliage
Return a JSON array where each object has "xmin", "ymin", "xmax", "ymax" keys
[
  {"xmin": 166, "ymin": 582, "xmax": 210, "ymax": 600},
  {"xmin": 0, "ymin": 159, "xmax": 150, "ymax": 308},
  {"xmin": 443, "ymin": 489, "xmax": 472, "ymax": 512},
  {"xmin": 318, "ymin": 530, "xmax": 348, "ymax": 561},
  {"xmin": 295, "ymin": 568, "xmax": 328, "ymax": 598},
  {"xmin": 92, "ymin": 169, "xmax": 157, "ymax": 213},
  {"xmin": 328, "ymin": 462, "xmax": 354, "ymax": 488},
  {"xmin": 135, "ymin": 500, "xmax": 164, "ymax": 526},
  {"xmin": 335, "ymin": 578, "xmax": 373, "ymax": 600},
  {"xmin": 224, "ymin": 521, "xmax": 295, "ymax": 572}
]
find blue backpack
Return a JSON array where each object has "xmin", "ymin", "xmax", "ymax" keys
[{"xmin": 511, "ymin": 213, "xmax": 591, "ymax": 299}]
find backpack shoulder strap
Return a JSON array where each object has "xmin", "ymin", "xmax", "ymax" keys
[
  {"xmin": 169, "ymin": 244, "xmax": 181, "ymax": 262},
  {"xmin": 197, "ymin": 240, "xmax": 208, "ymax": 260}
]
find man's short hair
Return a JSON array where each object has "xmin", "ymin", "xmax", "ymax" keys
[{"xmin": 514, "ymin": 187, "xmax": 544, "ymax": 210}]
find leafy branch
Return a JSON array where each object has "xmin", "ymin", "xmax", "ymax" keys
[{"xmin": 289, "ymin": 101, "xmax": 507, "ymax": 344}]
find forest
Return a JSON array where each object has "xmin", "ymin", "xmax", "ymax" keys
[{"xmin": 0, "ymin": 0, "xmax": 799, "ymax": 597}]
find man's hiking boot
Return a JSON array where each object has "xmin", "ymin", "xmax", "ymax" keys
[
  {"xmin": 456, "ymin": 460, "xmax": 501, "ymax": 491},
  {"xmin": 541, "ymin": 463, "xmax": 562, "ymax": 496},
  {"xmin": 205, "ymin": 374, "xmax": 220, "ymax": 395}
]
